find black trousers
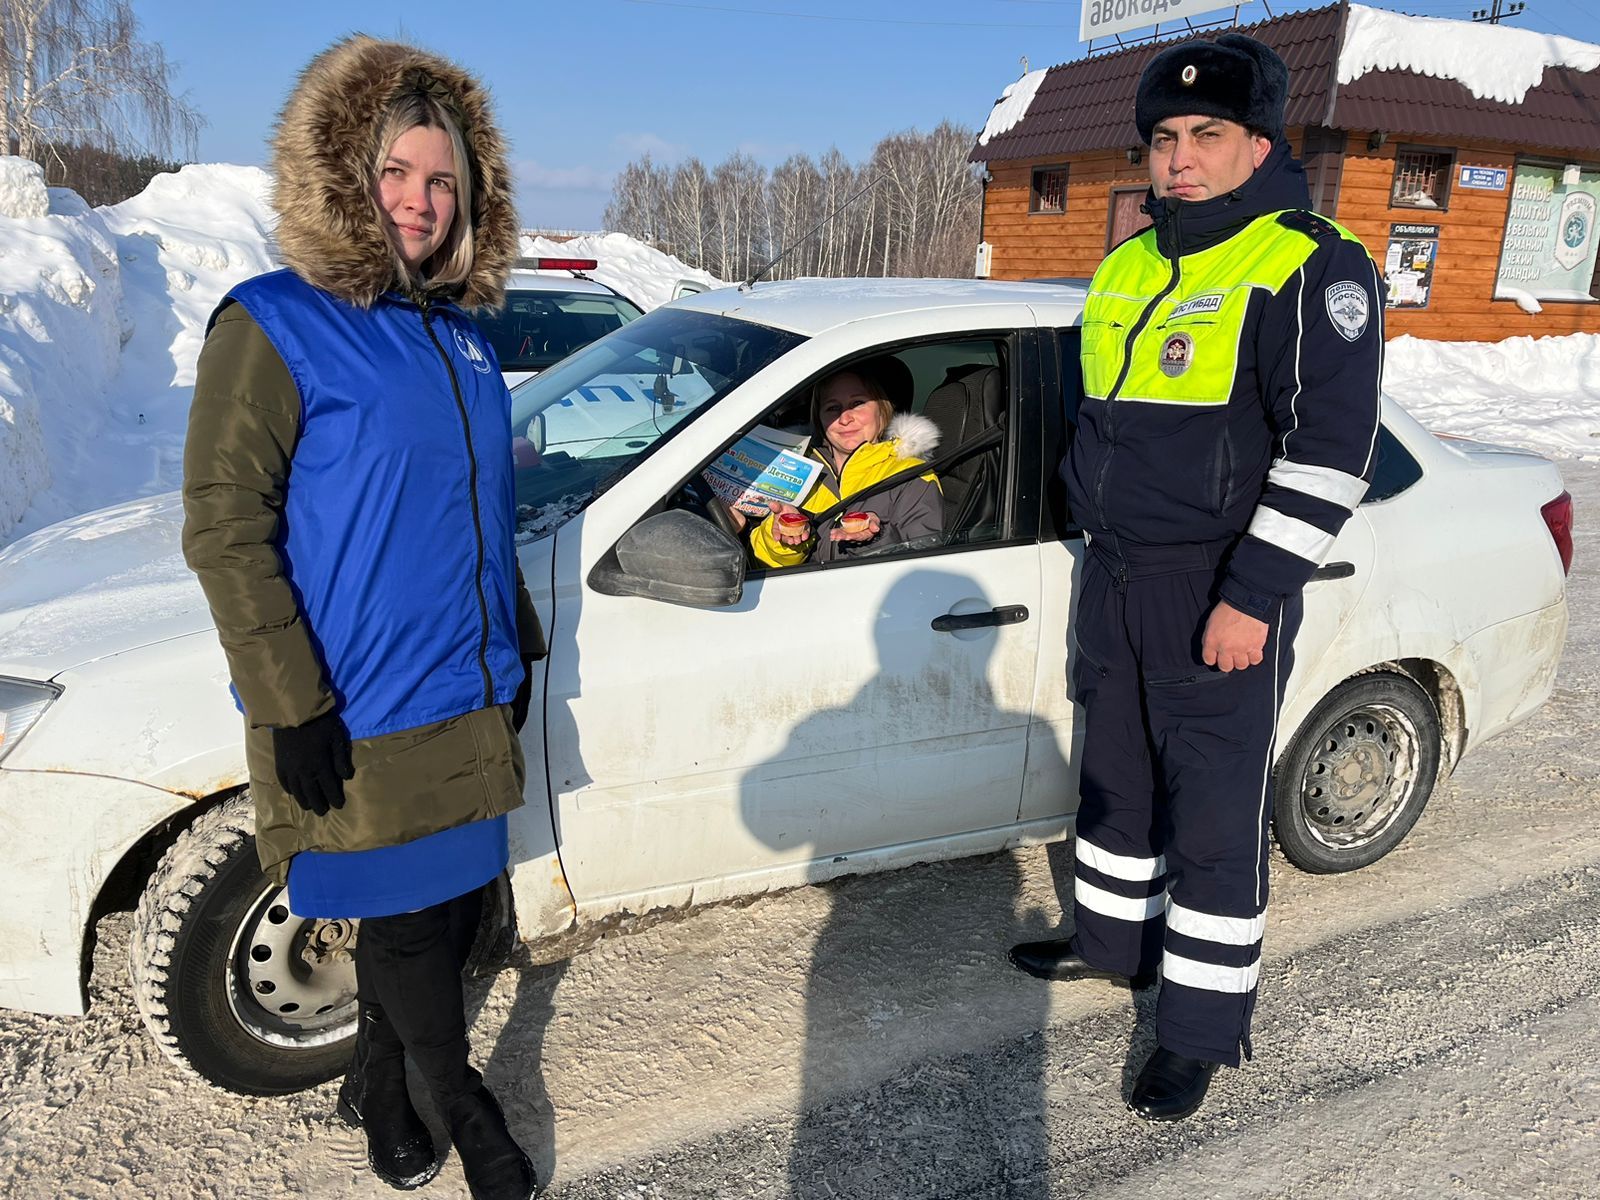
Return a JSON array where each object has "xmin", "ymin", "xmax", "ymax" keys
[
  {"xmin": 354, "ymin": 886, "xmax": 485, "ymax": 1104},
  {"xmin": 1070, "ymin": 544, "xmax": 1301, "ymax": 1067}
]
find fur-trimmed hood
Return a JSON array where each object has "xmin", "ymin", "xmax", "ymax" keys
[
  {"xmin": 885, "ymin": 412, "xmax": 941, "ymax": 461},
  {"xmin": 270, "ymin": 35, "xmax": 518, "ymax": 311}
]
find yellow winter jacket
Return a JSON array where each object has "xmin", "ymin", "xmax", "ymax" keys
[{"xmin": 750, "ymin": 414, "xmax": 942, "ymax": 569}]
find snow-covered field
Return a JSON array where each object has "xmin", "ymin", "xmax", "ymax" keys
[{"xmin": 1, "ymin": 154, "xmax": 1598, "ymax": 550}]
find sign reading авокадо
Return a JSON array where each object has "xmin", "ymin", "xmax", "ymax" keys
[{"xmin": 1081, "ymin": 0, "xmax": 1239, "ymax": 41}]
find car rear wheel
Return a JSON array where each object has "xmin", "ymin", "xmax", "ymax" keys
[
  {"xmin": 1272, "ymin": 672, "xmax": 1442, "ymax": 874},
  {"xmin": 129, "ymin": 792, "xmax": 358, "ymax": 1094}
]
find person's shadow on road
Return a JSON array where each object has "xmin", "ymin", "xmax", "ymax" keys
[{"xmin": 740, "ymin": 568, "xmax": 1067, "ymax": 1198}]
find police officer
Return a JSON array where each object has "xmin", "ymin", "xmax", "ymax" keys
[{"xmin": 1010, "ymin": 33, "xmax": 1383, "ymax": 1121}]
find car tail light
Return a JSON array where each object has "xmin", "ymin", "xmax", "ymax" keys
[
  {"xmin": 1541, "ymin": 490, "xmax": 1573, "ymax": 575},
  {"xmin": 524, "ymin": 257, "xmax": 597, "ymax": 272}
]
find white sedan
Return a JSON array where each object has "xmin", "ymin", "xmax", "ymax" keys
[{"xmin": 0, "ymin": 280, "xmax": 1571, "ymax": 1095}]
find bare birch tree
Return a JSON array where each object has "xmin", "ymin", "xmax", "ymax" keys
[
  {"xmin": 604, "ymin": 124, "xmax": 980, "ymax": 280},
  {"xmin": 1, "ymin": 0, "xmax": 201, "ymax": 165}
]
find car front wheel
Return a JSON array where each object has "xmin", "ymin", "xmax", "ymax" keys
[
  {"xmin": 1272, "ymin": 672, "xmax": 1442, "ymax": 874},
  {"xmin": 129, "ymin": 792, "xmax": 358, "ymax": 1094}
]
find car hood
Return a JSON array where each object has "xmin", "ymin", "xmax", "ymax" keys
[{"xmin": 0, "ymin": 492, "xmax": 214, "ymax": 680}]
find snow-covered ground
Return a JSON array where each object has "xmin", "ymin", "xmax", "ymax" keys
[{"xmin": 1, "ymin": 157, "xmax": 1598, "ymax": 549}]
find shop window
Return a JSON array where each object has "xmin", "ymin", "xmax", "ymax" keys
[
  {"xmin": 1030, "ymin": 165, "xmax": 1068, "ymax": 215},
  {"xmin": 1390, "ymin": 147, "xmax": 1454, "ymax": 211}
]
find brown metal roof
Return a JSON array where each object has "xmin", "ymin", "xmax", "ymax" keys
[
  {"xmin": 970, "ymin": 0, "xmax": 1600, "ymax": 164},
  {"xmin": 1331, "ymin": 64, "xmax": 1600, "ymax": 157},
  {"xmin": 970, "ymin": 3, "xmax": 1345, "ymax": 164}
]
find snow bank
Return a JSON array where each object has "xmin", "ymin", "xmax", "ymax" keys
[
  {"xmin": 520, "ymin": 231, "xmax": 724, "ymax": 309},
  {"xmin": 1339, "ymin": 4, "xmax": 1600, "ymax": 104},
  {"xmin": 977, "ymin": 69, "xmax": 1048, "ymax": 147},
  {"xmin": 1385, "ymin": 333, "xmax": 1600, "ymax": 461},
  {"xmin": 0, "ymin": 163, "xmax": 276, "ymax": 543},
  {"xmin": 0, "ymin": 156, "xmax": 49, "ymax": 219},
  {"xmin": 0, "ymin": 155, "xmax": 722, "ymax": 547}
]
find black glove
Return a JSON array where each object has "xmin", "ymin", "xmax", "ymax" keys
[
  {"xmin": 511, "ymin": 656, "xmax": 535, "ymax": 733},
  {"xmin": 272, "ymin": 711, "xmax": 355, "ymax": 817}
]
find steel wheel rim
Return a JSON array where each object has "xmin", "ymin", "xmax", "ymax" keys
[
  {"xmin": 1299, "ymin": 701, "xmax": 1422, "ymax": 851},
  {"xmin": 225, "ymin": 883, "xmax": 359, "ymax": 1049}
]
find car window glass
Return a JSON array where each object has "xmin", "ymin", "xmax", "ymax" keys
[
  {"xmin": 680, "ymin": 337, "xmax": 1014, "ymax": 572},
  {"xmin": 1364, "ymin": 424, "xmax": 1423, "ymax": 503},
  {"xmin": 478, "ymin": 288, "xmax": 645, "ymax": 371},
  {"xmin": 510, "ymin": 308, "xmax": 804, "ymax": 540}
]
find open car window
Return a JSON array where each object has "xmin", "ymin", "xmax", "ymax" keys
[
  {"xmin": 510, "ymin": 308, "xmax": 804, "ymax": 541},
  {"xmin": 673, "ymin": 336, "xmax": 1017, "ymax": 572}
]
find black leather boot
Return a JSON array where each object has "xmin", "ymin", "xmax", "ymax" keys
[
  {"xmin": 1128, "ymin": 1046, "xmax": 1218, "ymax": 1122},
  {"xmin": 446, "ymin": 1086, "xmax": 540, "ymax": 1200},
  {"xmin": 336, "ymin": 1004, "xmax": 440, "ymax": 1190},
  {"xmin": 1008, "ymin": 938, "xmax": 1157, "ymax": 987}
]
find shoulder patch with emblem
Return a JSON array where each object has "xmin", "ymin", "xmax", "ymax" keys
[
  {"xmin": 1276, "ymin": 210, "xmax": 1339, "ymax": 241},
  {"xmin": 1324, "ymin": 281, "xmax": 1370, "ymax": 342}
]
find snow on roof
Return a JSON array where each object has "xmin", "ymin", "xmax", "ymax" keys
[
  {"xmin": 978, "ymin": 69, "xmax": 1048, "ymax": 147},
  {"xmin": 1338, "ymin": 3, "xmax": 1600, "ymax": 105}
]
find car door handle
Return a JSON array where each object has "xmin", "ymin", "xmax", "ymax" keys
[
  {"xmin": 931, "ymin": 605, "xmax": 1030, "ymax": 633},
  {"xmin": 1311, "ymin": 561, "xmax": 1356, "ymax": 581}
]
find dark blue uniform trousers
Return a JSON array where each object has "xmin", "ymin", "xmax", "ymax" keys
[{"xmin": 1070, "ymin": 542, "xmax": 1301, "ymax": 1067}]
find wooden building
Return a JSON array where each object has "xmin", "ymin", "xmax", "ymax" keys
[{"xmin": 970, "ymin": 1, "xmax": 1600, "ymax": 342}]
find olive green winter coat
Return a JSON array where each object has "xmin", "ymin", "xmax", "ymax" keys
[{"xmin": 181, "ymin": 38, "xmax": 536, "ymax": 882}]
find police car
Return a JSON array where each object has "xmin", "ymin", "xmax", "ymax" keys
[
  {"xmin": 477, "ymin": 256, "xmax": 646, "ymax": 388},
  {"xmin": 0, "ymin": 279, "xmax": 1571, "ymax": 1094}
]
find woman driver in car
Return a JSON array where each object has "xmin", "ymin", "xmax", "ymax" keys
[{"xmin": 735, "ymin": 367, "xmax": 943, "ymax": 568}]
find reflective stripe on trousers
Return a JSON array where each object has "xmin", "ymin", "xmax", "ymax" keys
[{"xmin": 1068, "ymin": 547, "xmax": 1301, "ymax": 1067}]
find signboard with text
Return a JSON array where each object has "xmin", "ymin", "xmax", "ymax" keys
[
  {"xmin": 1495, "ymin": 161, "xmax": 1600, "ymax": 303},
  {"xmin": 1385, "ymin": 223, "xmax": 1440, "ymax": 310},
  {"xmin": 1081, "ymin": 0, "xmax": 1239, "ymax": 41},
  {"xmin": 1458, "ymin": 166, "xmax": 1509, "ymax": 191}
]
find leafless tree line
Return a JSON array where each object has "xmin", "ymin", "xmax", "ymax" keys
[
  {"xmin": 1, "ymin": 0, "xmax": 201, "ymax": 167},
  {"xmin": 604, "ymin": 121, "xmax": 982, "ymax": 282}
]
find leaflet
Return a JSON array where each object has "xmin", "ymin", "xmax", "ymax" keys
[{"xmin": 703, "ymin": 425, "xmax": 822, "ymax": 518}]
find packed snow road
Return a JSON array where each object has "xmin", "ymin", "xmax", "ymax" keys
[{"xmin": 4, "ymin": 461, "xmax": 1598, "ymax": 1200}]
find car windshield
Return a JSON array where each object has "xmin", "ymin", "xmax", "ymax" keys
[
  {"xmin": 478, "ymin": 288, "xmax": 645, "ymax": 370},
  {"xmin": 510, "ymin": 307, "xmax": 805, "ymax": 540}
]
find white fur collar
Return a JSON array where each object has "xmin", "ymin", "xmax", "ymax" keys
[{"xmin": 886, "ymin": 412, "xmax": 941, "ymax": 460}]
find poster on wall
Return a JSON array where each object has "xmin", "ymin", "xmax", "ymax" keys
[
  {"xmin": 1384, "ymin": 223, "xmax": 1440, "ymax": 309},
  {"xmin": 1495, "ymin": 161, "xmax": 1600, "ymax": 303}
]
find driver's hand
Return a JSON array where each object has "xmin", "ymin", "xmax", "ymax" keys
[
  {"xmin": 723, "ymin": 499, "xmax": 748, "ymax": 533},
  {"xmin": 829, "ymin": 512, "xmax": 881, "ymax": 543},
  {"xmin": 767, "ymin": 500, "xmax": 812, "ymax": 546}
]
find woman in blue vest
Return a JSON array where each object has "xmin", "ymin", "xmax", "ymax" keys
[{"xmin": 182, "ymin": 37, "xmax": 541, "ymax": 1200}]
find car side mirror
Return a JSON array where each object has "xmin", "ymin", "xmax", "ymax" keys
[{"xmin": 587, "ymin": 509, "xmax": 745, "ymax": 608}]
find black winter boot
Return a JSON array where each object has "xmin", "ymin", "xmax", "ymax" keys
[
  {"xmin": 336, "ymin": 1004, "xmax": 440, "ymax": 1190},
  {"xmin": 1128, "ymin": 1045, "xmax": 1219, "ymax": 1122},
  {"xmin": 446, "ymin": 1085, "xmax": 540, "ymax": 1200}
]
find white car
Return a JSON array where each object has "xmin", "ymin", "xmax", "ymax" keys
[{"xmin": 0, "ymin": 280, "xmax": 1571, "ymax": 1095}]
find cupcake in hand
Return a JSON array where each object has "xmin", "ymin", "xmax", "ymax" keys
[{"xmin": 831, "ymin": 511, "xmax": 880, "ymax": 543}]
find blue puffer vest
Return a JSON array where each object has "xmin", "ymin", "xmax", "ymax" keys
[{"xmin": 223, "ymin": 269, "xmax": 521, "ymax": 739}]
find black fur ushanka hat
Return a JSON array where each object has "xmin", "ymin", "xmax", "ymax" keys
[{"xmin": 1134, "ymin": 33, "xmax": 1289, "ymax": 145}]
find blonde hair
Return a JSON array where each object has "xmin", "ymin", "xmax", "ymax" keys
[
  {"xmin": 812, "ymin": 368, "xmax": 894, "ymax": 443},
  {"xmin": 371, "ymin": 90, "xmax": 476, "ymax": 289}
]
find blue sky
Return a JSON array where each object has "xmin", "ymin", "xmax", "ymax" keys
[{"xmin": 135, "ymin": 0, "xmax": 1600, "ymax": 230}]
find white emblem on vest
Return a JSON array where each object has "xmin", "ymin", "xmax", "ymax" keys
[
  {"xmin": 1324, "ymin": 281, "xmax": 1370, "ymax": 342},
  {"xmin": 1159, "ymin": 331, "xmax": 1194, "ymax": 377},
  {"xmin": 1170, "ymin": 293, "xmax": 1225, "ymax": 319},
  {"xmin": 453, "ymin": 328, "xmax": 493, "ymax": 375}
]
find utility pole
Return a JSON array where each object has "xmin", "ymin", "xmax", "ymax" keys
[{"xmin": 1471, "ymin": 0, "xmax": 1527, "ymax": 23}]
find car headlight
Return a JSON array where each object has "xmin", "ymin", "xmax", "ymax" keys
[{"xmin": 0, "ymin": 677, "xmax": 62, "ymax": 764}]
